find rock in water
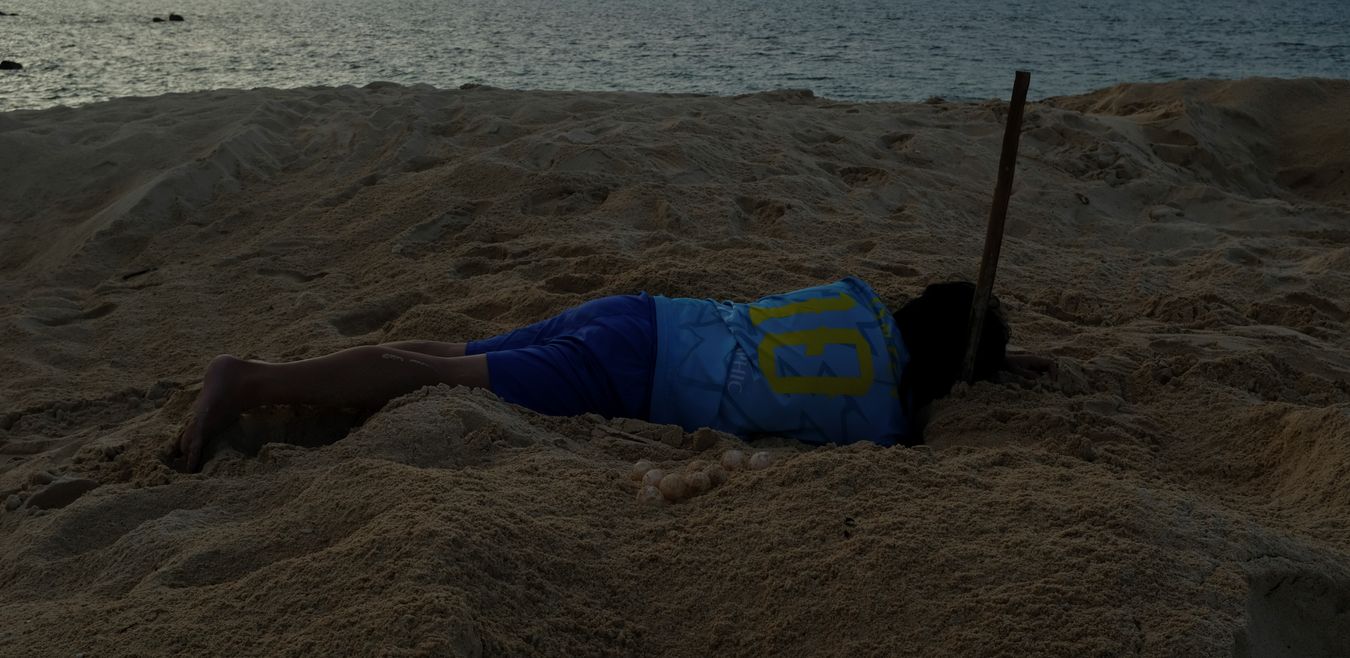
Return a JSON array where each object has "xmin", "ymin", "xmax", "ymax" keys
[
  {"xmin": 0, "ymin": 60, "xmax": 22, "ymax": 70},
  {"xmin": 168, "ymin": 13, "xmax": 184, "ymax": 21},
  {"xmin": 151, "ymin": 17, "xmax": 164, "ymax": 22},
  {"xmin": 25, "ymin": 477, "xmax": 98, "ymax": 509}
]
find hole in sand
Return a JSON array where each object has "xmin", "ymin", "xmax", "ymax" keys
[
  {"xmin": 838, "ymin": 165, "xmax": 888, "ymax": 187},
  {"xmin": 328, "ymin": 293, "xmax": 427, "ymax": 336},
  {"xmin": 542, "ymin": 273, "xmax": 603, "ymax": 295},
  {"xmin": 330, "ymin": 306, "xmax": 403, "ymax": 336},
  {"xmin": 1233, "ymin": 566, "xmax": 1350, "ymax": 658},
  {"xmin": 523, "ymin": 185, "xmax": 610, "ymax": 216},
  {"xmin": 165, "ymin": 406, "xmax": 368, "ymax": 472},
  {"xmin": 34, "ymin": 301, "xmax": 118, "ymax": 327}
]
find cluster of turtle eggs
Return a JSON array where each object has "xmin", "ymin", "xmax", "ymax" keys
[{"xmin": 631, "ymin": 449, "xmax": 773, "ymax": 503}]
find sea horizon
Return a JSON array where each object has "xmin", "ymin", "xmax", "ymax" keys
[{"xmin": 2, "ymin": 0, "xmax": 1348, "ymax": 111}]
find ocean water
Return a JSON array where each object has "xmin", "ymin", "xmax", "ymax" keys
[{"xmin": 1, "ymin": 0, "xmax": 1348, "ymax": 111}]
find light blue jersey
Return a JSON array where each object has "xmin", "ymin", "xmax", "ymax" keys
[{"xmin": 649, "ymin": 277, "xmax": 910, "ymax": 446}]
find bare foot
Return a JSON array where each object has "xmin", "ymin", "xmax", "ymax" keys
[{"xmin": 176, "ymin": 355, "xmax": 246, "ymax": 472}]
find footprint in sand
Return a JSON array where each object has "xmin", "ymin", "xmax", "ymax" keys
[
  {"xmin": 735, "ymin": 196, "xmax": 788, "ymax": 223},
  {"xmin": 542, "ymin": 273, "xmax": 604, "ymax": 295},
  {"xmin": 838, "ymin": 165, "xmax": 888, "ymax": 187},
  {"xmin": 461, "ymin": 243, "xmax": 511, "ymax": 260},
  {"xmin": 880, "ymin": 133, "xmax": 914, "ymax": 150},
  {"xmin": 859, "ymin": 259, "xmax": 920, "ymax": 278},
  {"xmin": 24, "ymin": 477, "xmax": 99, "ymax": 510},
  {"xmin": 459, "ymin": 299, "xmax": 512, "ymax": 322},
  {"xmin": 792, "ymin": 130, "xmax": 847, "ymax": 146},
  {"xmin": 391, "ymin": 205, "xmax": 478, "ymax": 256},
  {"xmin": 544, "ymin": 242, "xmax": 600, "ymax": 259},
  {"xmin": 449, "ymin": 258, "xmax": 495, "ymax": 279},
  {"xmin": 5, "ymin": 388, "xmax": 166, "ymax": 441},
  {"xmin": 257, "ymin": 268, "xmax": 327, "ymax": 285},
  {"xmin": 522, "ymin": 185, "xmax": 609, "ymax": 216},
  {"xmin": 328, "ymin": 293, "xmax": 427, "ymax": 336},
  {"xmin": 29, "ymin": 301, "xmax": 118, "ymax": 327}
]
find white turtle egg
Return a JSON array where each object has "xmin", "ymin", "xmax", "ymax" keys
[
  {"xmin": 685, "ymin": 471, "xmax": 712, "ymax": 495},
  {"xmin": 642, "ymin": 468, "xmax": 666, "ymax": 488},
  {"xmin": 630, "ymin": 460, "xmax": 655, "ymax": 481},
  {"xmin": 721, "ymin": 450, "xmax": 746, "ymax": 471},
  {"xmin": 636, "ymin": 485, "xmax": 663, "ymax": 505},
  {"xmin": 748, "ymin": 451, "xmax": 773, "ymax": 470},
  {"xmin": 658, "ymin": 473, "xmax": 689, "ymax": 501}
]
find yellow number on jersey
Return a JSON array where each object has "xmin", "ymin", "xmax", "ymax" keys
[
  {"xmin": 757, "ymin": 328, "xmax": 874, "ymax": 396},
  {"xmin": 749, "ymin": 294, "xmax": 857, "ymax": 326}
]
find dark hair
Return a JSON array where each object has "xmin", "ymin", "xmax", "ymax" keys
[{"xmin": 893, "ymin": 281, "xmax": 1009, "ymax": 444}]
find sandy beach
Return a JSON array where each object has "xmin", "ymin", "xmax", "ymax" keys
[{"xmin": 1, "ymin": 78, "xmax": 1349, "ymax": 656}]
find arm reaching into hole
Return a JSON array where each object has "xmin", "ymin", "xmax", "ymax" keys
[{"xmin": 1003, "ymin": 352, "xmax": 1057, "ymax": 380}]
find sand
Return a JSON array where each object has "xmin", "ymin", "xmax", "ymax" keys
[{"xmin": 1, "ymin": 78, "xmax": 1349, "ymax": 656}]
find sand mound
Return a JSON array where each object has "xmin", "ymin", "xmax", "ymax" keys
[
  {"xmin": 1046, "ymin": 77, "xmax": 1350, "ymax": 207},
  {"xmin": 2, "ymin": 79, "xmax": 1350, "ymax": 656}
]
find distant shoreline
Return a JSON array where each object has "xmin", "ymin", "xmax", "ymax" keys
[
  {"xmin": 6, "ymin": 75, "xmax": 1350, "ymax": 115},
  {"xmin": 9, "ymin": 0, "xmax": 1349, "ymax": 113}
]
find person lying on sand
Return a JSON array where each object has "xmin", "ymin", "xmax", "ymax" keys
[{"xmin": 174, "ymin": 277, "xmax": 1052, "ymax": 471}]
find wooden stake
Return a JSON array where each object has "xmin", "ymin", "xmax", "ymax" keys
[{"xmin": 962, "ymin": 70, "xmax": 1030, "ymax": 384}]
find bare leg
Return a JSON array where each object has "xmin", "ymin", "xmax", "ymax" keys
[
  {"xmin": 176, "ymin": 346, "xmax": 488, "ymax": 471},
  {"xmin": 380, "ymin": 340, "xmax": 467, "ymax": 357}
]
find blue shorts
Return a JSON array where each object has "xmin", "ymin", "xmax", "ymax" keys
[{"xmin": 465, "ymin": 293, "xmax": 656, "ymax": 419}]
